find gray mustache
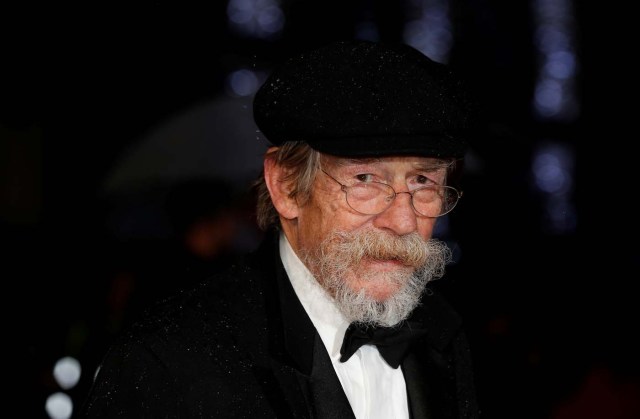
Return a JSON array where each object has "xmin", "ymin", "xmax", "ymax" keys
[{"xmin": 330, "ymin": 231, "xmax": 429, "ymax": 268}]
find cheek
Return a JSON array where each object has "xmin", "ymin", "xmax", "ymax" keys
[
  {"xmin": 295, "ymin": 199, "xmax": 335, "ymax": 249},
  {"xmin": 416, "ymin": 218, "xmax": 438, "ymax": 240},
  {"xmin": 298, "ymin": 197, "xmax": 370, "ymax": 246}
]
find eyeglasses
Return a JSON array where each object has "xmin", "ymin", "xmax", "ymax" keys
[{"xmin": 321, "ymin": 169, "xmax": 462, "ymax": 218}]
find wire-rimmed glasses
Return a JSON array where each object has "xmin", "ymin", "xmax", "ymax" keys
[{"xmin": 321, "ymin": 169, "xmax": 462, "ymax": 218}]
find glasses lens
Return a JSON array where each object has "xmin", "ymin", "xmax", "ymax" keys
[
  {"xmin": 412, "ymin": 186, "xmax": 459, "ymax": 217},
  {"xmin": 344, "ymin": 180, "xmax": 460, "ymax": 218},
  {"xmin": 346, "ymin": 183, "xmax": 394, "ymax": 214}
]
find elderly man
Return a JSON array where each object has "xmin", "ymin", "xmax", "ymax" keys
[{"xmin": 82, "ymin": 40, "xmax": 480, "ymax": 419}]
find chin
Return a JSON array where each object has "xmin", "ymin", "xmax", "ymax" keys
[
  {"xmin": 366, "ymin": 287, "xmax": 400, "ymax": 302},
  {"xmin": 348, "ymin": 270, "xmax": 407, "ymax": 302}
]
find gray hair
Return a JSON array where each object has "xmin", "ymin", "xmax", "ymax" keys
[{"xmin": 254, "ymin": 142, "xmax": 321, "ymax": 230}]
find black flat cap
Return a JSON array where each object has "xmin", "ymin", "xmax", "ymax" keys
[{"xmin": 253, "ymin": 40, "xmax": 476, "ymax": 158}]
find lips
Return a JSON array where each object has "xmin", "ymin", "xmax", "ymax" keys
[{"xmin": 365, "ymin": 257, "xmax": 410, "ymax": 269}]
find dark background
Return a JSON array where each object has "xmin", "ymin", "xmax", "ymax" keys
[{"xmin": 3, "ymin": 2, "xmax": 639, "ymax": 418}]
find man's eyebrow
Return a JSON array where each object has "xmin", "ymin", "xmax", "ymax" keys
[
  {"xmin": 414, "ymin": 161, "xmax": 450, "ymax": 171},
  {"xmin": 336, "ymin": 157, "xmax": 381, "ymax": 166}
]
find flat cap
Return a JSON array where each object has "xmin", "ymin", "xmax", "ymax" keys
[{"xmin": 253, "ymin": 40, "xmax": 476, "ymax": 158}]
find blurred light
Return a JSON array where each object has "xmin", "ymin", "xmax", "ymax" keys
[
  {"xmin": 227, "ymin": 0, "xmax": 284, "ymax": 40},
  {"xmin": 403, "ymin": 0, "xmax": 452, "ymax": 63},
  {"xmin": 534, "ymin": 25, "xmax": 571, "ymax": 52},
  {"xmin": 532, "ymin": 0, "xmax": 579, "ymax": 121},
  {"xmin": 45, "ymin": 392, "xmax": 73, "ymax": 419},
  {"xmin": 532, "ymin": 144, "xmax": 573, "ymax": 195},
  {"xmin": 534, "ymin": 79, "xmax": 563, "ymax": 118},
  {"xmin": 226, "ymin": 69, "xmax": 260, "ymax": 97},
  {"xmin": 53, "ymin": 356, "xmax": 81, "ymax": 390},
  {"xmin": 544, "ymin": 50, "xmax": 575, "ymax": 80},
  {"xmin": 531, "ymin": 142, "xmax": 576, "ymax": 234}
]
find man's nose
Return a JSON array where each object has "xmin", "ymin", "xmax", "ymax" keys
[{"xmin": 372, "ymin": 191, "xmax": 417, "ymax": 235}]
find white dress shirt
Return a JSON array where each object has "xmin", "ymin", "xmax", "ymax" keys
[{"xmin": 279, "ymin": 233, "xmax": 410, "ymax": 419}]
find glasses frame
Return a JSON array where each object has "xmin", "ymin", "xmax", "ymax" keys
[{"xmin": 321, "ymin": 169, "xmax": 462, "ymax": 218}]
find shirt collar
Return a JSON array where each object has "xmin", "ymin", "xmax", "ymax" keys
[{"xmin": 278, "ymin": 232, "xmax": 350, "ymax": 361}]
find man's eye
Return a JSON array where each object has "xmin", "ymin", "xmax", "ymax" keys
[
  {"xmin": 415, "ymin": 175, "xmax": 435, "ymax": 185},
  {"xmin": 355, "ymin": 174, "xmax": 375, "ymax": 183}
]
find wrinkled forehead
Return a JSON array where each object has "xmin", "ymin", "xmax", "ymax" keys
[{"xmin": 321, "ymin": 154, "xmax": 453, "ymax": 172}]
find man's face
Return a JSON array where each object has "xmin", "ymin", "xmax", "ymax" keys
[{"xmin": 283, "ymin": 155, "xmax": 452, "ymax": 325}]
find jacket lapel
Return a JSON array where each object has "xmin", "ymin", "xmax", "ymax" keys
[
  {"xmin": 403, "ymin": 351, "xmax": 434, "ymax": 419},
  {"xmin": 252, "ymin": 230, "xmax": 354, "ymax": 419},
  {"xmin": 309, "ymin": 334, "xmax": 356, "ymax": 419},
  {"xmin": 402, "ymin": 289, "xmax": 478, "ymax": 419}
]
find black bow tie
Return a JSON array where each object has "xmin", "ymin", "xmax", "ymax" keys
[{"xmin": 339, "ymin": 321, "xmax": 428, "ymax": 369}]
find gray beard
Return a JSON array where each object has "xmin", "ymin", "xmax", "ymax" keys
[{"xmin": 301, "ymin": 229, "xmax": 452, "ymax": 327}]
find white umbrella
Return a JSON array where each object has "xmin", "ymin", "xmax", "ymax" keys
[
  {"xmin": 99, "ymin": 93, "xmax": 269, "ymax": 243},
  {"xmin": 101, "ymin": 93, "xmax": 268, "ymax": 196}
]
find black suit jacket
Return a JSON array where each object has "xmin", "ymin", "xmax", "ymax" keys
[{"xmin": 81, "ymin": 230, "xmax": 479, "ymax": 418}]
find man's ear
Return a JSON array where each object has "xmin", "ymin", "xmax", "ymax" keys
[{"xmin": 263, "ymin": 156, "xmax": 300, "ymax": 221}]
